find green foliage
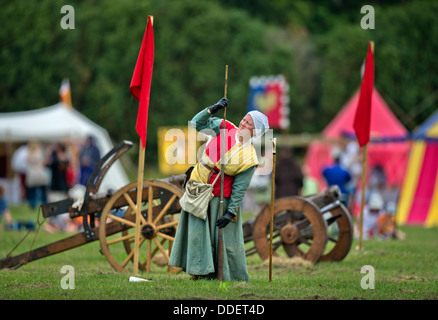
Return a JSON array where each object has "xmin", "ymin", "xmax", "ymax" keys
[
  {"xmin": 1, "ymin": 0, "xmax": 295, "ymax": 163},
  {"xmin": 1, "ymin": 0, "xmax": 437, "ymax": 165},
  {"xmin": 316, "ymin": 1, "xmax": 438, "ymax": 130}
]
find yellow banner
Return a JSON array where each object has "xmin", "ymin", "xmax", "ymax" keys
[{"xmin": 157, "ymin": 126, "xmax": 202, "ymax": 175}]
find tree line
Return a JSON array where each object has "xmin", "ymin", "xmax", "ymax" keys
[{"xmin": 1, "ymin": 0, "xmax": 437, "ymax": 164}]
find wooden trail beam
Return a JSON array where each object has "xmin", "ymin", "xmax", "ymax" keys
[
  {"xmin": 40, "ymin": 175, "xmax": 185, "ymax": 220},
  {"xmin": 0, "ymin": 201, "xmax": 181, "ymax": 270}
]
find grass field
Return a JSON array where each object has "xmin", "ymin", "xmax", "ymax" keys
[{"xmin": 0, "ymin": 204, "xmax": 437, "ymax": 301}]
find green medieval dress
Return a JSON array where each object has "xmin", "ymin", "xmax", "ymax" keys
[{"xmin": 168, "ymin": 108, "xmax": 258, "ymax": 281}]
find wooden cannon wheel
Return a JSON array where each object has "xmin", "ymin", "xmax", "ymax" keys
[
  {"xmin": 249, "ymin": 197, "xmax": 328, "ymax": 264},
  {"xmin": 320, "ymin": 202, "xmax": 353, "ymax": 262},
  {"xmin": 99, "ymin": 179, "xmax": 183, "ymax": 273}
]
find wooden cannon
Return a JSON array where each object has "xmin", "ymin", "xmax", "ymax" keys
[
  {"xmin": 242, "ymin": 187, "xmax": 354, "ymax": 264},
  {"xmin": 0, "ymin": 140, "xmax": 186, "ymax": 273},
  {"xmin": 0, "ymin": 140, "xmax": 353, "ymax": 273}
]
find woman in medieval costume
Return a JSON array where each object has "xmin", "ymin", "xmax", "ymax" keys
[{"xmin": 168, "ymin": 98, "xmax": 269, "ymax": 281}]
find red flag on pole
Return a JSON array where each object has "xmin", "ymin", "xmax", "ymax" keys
[
  {"xmin": 130, "ymin": 16, "xmax": 154, "ymax": 148},
  {"xmin": 353, "ymin": 42, "xmax": 374, "ymax": 147}
]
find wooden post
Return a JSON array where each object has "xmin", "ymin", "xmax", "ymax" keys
[
  {"xmin": 358, "ymin": 41, "xmax": 373, "ymax": 251},
  {"xmin": 133, "ymin": 144, "xmax": 145, "ymax": 275},
  {"xmin": 358, "ymin": 144, "xmax": 368, "ymax": 250},
  {"xmin": 269, "ymin": 137, "xmax": 277, "ymax": 281},
  {"xmin": 133, "ymin": 15, "xmax": 153, "ymax": 276},
  {"xmin": 217, "ymin": 65, "xmax": 228, "ymax": 281}
]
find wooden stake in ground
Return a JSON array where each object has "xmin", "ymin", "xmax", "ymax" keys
[
  {"xmin": 217, "ymin": 65, "xmax": 228, "ymax": 281},
  {"xmin": 269, "ymin": 137, "xmax": 277, "ymax": 281},
  {"xmin": 355, "ymin": 41, "xmax": 374, "ymax": 251},
  {"xmin": 358, "ymin": 144, "xmax": 368, "ymax": 250},
  {"xmin": 133, "ymin": 143, "xmax": 145, "ymax": 275}
]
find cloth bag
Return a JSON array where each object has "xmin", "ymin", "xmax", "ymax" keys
[{"xmin": 179, "ymin": 173, "xmax": 220, "ymax": 221}]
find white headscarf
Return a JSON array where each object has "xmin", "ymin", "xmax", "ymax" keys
[{"xmin": 247, "ymin": 110, "xmax": 269, "ymax": 139}]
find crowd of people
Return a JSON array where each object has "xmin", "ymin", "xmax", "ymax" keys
[{"xmin": 3, "ymin": 135, "xmax": 101, "ymax": 233}]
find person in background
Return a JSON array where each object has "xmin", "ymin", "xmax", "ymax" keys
[
  {"xmin": 65, "ymin": 140, "xmax": 80, "ymax": 188},
  {"xmin": 46, "ymin": 143, "xmax": 70, "ymax": 197},
  {"xmin": 322, "ymin": 148, "xmax": 351, "ymax": 204},
  {"xmin": 25, "ymin": 141, "xmax": 48, "ymax": 210},
  {"xmin": 0, "ymin": 185, "xmax": 13, "ymax": 230},
  {"xmin": 359, "ymin": 192, "xmax": 384, "ymax": 239},
  {"xmin": 11, "ymin": 143, "xmax": 28, "ymax": 202},
  {"xmin": 79, "ymin": 136, "xmax": 101, "ymax": 186},
  {"xmin": 275, "ymin": 147, "xmax": 304, "ymax": 198}
]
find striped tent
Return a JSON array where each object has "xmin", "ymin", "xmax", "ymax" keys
[{"xmin": 396, "ymin": 110, "xmax": 438, "ymax": 227}]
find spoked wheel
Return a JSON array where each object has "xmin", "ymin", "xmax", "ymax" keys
[
  {"xmin": 99, "ymin": 179, "xmax": 183, "ymax": 273},
  {"xmin": 320, "ymin": 202, "xmax": 353, "ymax": 262},
  {"xmin": 248, "ymin": 197, "xmax": 328, "ymax": 264}
]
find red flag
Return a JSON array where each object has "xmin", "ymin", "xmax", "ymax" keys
[
  {"xmin": 130, "ymin": 16, "xmax": 154, "ymax": 148},
  {"xmin": 353, "ymin": 42, "xmax": 374, "ymax": 147}
]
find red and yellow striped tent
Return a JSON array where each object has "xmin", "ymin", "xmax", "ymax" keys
[{"xmin": 397, "ymin": 110, "xmax": 438, "ymax": 228}]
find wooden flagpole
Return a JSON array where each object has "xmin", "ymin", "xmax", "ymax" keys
[
  {"xmin": 269, "ymin": 137, "xmax": 277, "ymax": 281},
  {"xmin": 358, "ymin": 41, "xmax": 373, "ymax": 251},
  {"xmin": 133, "ymin": 16, "xmax": 153, "ymax": 276},
  {"xmin": 358, "ymin": 144, "xmax": 367, "ymax": 250},
  {"xmin": 133, "ymin": 143, "xmax": 145, "ymax": 275},
  {"xmin": 217, "ymin": 65, "xmax": 228, "ymax": 281}
]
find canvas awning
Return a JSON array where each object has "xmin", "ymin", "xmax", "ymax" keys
[{"xmin": 0, "ymin": 103, "xmax": 129, "ymax": 193}]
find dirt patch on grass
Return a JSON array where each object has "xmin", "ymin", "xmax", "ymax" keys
[
  {"xmin": 388, "ymin": 275, "xmax": 428, "ymax": 282},
  {"xmin": 238, "ymin": 292, "xmax": 279, "ymax": 299},
  {"xmin": 299, "ymin": 294, "xmax": 340, "ymax": 300},
  {"xmin": 259, "ymin": 256, "xmax": 313, "ymax": 268},
  {"xmin": 11, "ymin": 282, "xmax": 54, "ymax": 289}
]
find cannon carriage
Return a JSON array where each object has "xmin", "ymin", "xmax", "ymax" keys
[
  {"xmin": 242, "ymin": 188, "xmax": 353, "ymax": 264},
  {"xmin": 0, "ymin": 141, "xmax": 353, "ymax": 273}
]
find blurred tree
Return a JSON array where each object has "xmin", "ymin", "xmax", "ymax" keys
[
  {"xmin": 0, "ymin": 0, "xmax": 295, "ymax": 165},
  {"xmin": 1, "ymin": 0, "xmax": 437, "ymax": 168},
  {"xmin": 315, "ymin": 1, "xmax": 438, "ymax": 130}
]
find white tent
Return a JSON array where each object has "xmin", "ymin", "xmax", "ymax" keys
[{"xmin": 0, "ymin": 103, "xmax": 130, "ymax": 200}]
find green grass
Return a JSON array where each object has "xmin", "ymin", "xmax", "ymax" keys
[{"xmin": 1, "ymin": 204, "xmax": 437, "ymax": 300}]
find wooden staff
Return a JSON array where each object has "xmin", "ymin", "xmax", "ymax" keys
[
  {"xmin": 269, "ymin": 137, "xmax": 277, "ymax": 281},
  {"xmin": 217, "ymin": 65, "xmax": 228, "ymax": 281}
]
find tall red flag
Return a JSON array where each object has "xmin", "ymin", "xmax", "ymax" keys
[
  {"xmin": 353, "ymin": 42, "xmax": 374, "ymax": 147},
  {"xmin": 130, "ymin": 16, "xmax": 154, "ymax": 148}
]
